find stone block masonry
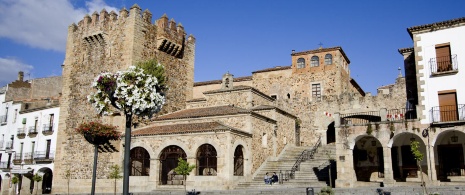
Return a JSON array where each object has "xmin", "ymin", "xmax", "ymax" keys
[{"xmin": 54, "ymin": 4, "xmax": 195, "ymax": 193}]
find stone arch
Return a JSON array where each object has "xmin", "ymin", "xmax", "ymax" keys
[
  {"xmin": 389, "ymin": 132, "xmax": 427, "ymax": 181},
  {"xmin": 196, "ymin": 144, "xmax": 218, "ymax": 176},
  {"xmin": 352, "ymin": 136, "xmax": 384, "ymax": 182},
  {"xmin": 37, "ymin": 167, "xmax": 53, "ymax": 194},
  {"xmin": 326, "ymin": 121, "xmax": 336, "ymax": 144},
  {"xmin": 432, "ymin": 129, "xmax": 465, "ymax": 181},
  {"xmin": 192, "ymin": 139, "xmax": 222, "ymax": 157},
  {"xmin": 159, "ymin": 145, "xmax": 187, "ymax": 185},
  {"xmin": 233, "ymin": 145, "xmax": 245, "ymax": 176},
  {"xmin": 154, "ymin": 140, "xmax": 192, "ymax": 159},
  {"xmin": 130, "ymin": 147, "xmax": 151, "ymax": 176},
  {"xmin": 131, "ymin": 141, "xmax": 155, "ymax": 157}
]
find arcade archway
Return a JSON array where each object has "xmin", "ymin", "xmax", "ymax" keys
[
  {"xmin": 159, "ymin": 145, "xmax": 187, "ymax": 185},
  {"xmin": 353, "ymin": 136, "xmax": 384, "ymax": 181},
  {"xmin": 433, "ymin": 130, "xmax": 465, "ymax": 181}
]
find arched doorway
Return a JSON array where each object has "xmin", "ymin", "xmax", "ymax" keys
[
  {"xmin": 159, "ymin": 145, "xmax": 186, "ymax": 185},
  {"xmin": 326, "ymin": 122, "xmax": 335, "ymax": 144},
  {"xmin": 390, "ymin": 133, "xmax": 427, "ymax": 181},
  {"xmin": 196, "ymin": 144, "xmax": 217, "ymax": 176},
  {"xmin": 353, "ymin": 136, "xmax": 384, "ymax": 181},
  {"xmin": 434, "ymin": 130, "xmax": 464, "ymax": 181},
  {"xmin": 38, "ymin": 168, "xmax": 53, "ymax": 194},
  {"xmin": 130, "ymin": 147, "xmax": 150, "ymax": 176},
  {"xmin": 234, "ymin": 145, "xmax": 244, "ymax": 176}
]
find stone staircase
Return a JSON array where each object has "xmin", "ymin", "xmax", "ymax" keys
[{"xmin": 235, "ymin": 143, "xmax": 336, "ymax": 189}]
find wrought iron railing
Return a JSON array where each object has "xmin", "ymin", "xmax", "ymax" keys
[
  {"xmin": 42, "ymin": 124, "xmax": 54, "ymax": 134},
  {"xmin": 431, "ymin": 104, "xmax": 465, "ymax": 123},
  {"xmin": 340, "ymin": 111, "xmax": 381, "ymax": 125},
  {"xmin": 34, "ymin": 151, "xmax": 55, "ymax": 161},
  {"xmin": 429, "ymin": 54, "xmax": 458, "ymax": 75},
  {"xmin": 28, "ymin": 126, "xmax": 38, "ymax": 134},
  {"xmin": 0, "ymin": 115, "xmax": 6, "ymax": 124},
  {"xmin": 0, "ymin": 141, "xmax": 3, "ymax": 150},
  {"xmin": 287, "ymin": 137, "xmax": 321, "ymax": 180},
  {"xmin": 387, "ymin": 108, "xmax": 416, "ymax": 121},
  {"xmin": 0, "ymin": 161, "xmax": 9, "ymax": 169},
  {"xmin": 17, "ymin": 128, "xmax": 26, "ymax": 136},
  {"xmin": 5, "ymin": 141, "xmax": 12, "ymax": 149}
]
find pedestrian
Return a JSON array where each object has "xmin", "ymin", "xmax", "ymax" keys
[
  {"xmin": 264, "ymin": 172, "xmax": 270, "ymax": 184},
  {"xmin": 272, "ymin": 172, "xmax": 278, "ymax": 184}
]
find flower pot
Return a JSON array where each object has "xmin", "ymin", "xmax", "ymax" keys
[{"xmin": 84, "ymin": 133, "xmax": 109, "ymax": 145}]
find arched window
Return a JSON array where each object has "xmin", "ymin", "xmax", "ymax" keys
[
  {"xmin": 159, "ymin": 145, "xmax": 186, "ymax": 185},
  {"xmin": 197, "ymin": 144, "xmax": 217, "ymax": 176},
  {"xmin": 130, "ymin": 147, "xmax": 150, "ymax": 176},
  {"xmin": 311, "ymin": 56, "xmax": 319, "ymax": 67},
  {"xmin": 325, "ymin": 54, "xmax": 332, "ymax": 65},
  {"xmin": 297, "ymin": 58, "xmax": 305, "ymax": 68},
  {"xmin": 234, "ymin": 145, "xmax": 244, "ymax": 176}
]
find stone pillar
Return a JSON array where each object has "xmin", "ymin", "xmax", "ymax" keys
[
  {"xmin": 335, "ymin": 126, "xmax": 356, "ymax": 187},
  {"xmin": 380, "ymin": 108, "xmax": 387, "ymax": 122},
  {"xmin": 334, "ymin": 113, "xmax": 340, "ymax": 128},
  {"xmin": 382, "ymin": 146, "xmax": 396, "ymax": 186},
  {"xmin": 427, "ymin": 143, "xmax": 438, "ymax": 183}
]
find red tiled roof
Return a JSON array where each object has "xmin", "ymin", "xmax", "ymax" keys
[
  {"xmin": 291, "ymin": 46, "xmax": 350, "ymax": 64},
  {"xmin": 155, "ymin": 105, "xmax": 251, "ymax": 121},
  {"xmin": 203, "ymin": 85, "xmax": 275, "ymax": 102},
  {"xmin": 407, "ymin": 17, "xmax": 465, "ymax": 38},
  {"xmin": 131, "ymin": 121, "xmax": 251, "ymax": 137},
  {"xmin": 252, "ymin": 66, "xmax": 291, "ymax": 74},
  {"xmin": 194, "ymin": 76, "xmax": 253, "ymax": 86},
  {"xmin": 398, "ymin": 47, "xmax": 414, "ymax": 54},
  {"xmin": 250, "ymin": 105, "xmax": 297, "ymax": 119}
]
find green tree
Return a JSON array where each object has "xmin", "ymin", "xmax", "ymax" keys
[
  {"xmin": 11, "ymin": 176, "xmax": 19, "ymax": 195},
  {"xmin": 317, "ymin": 186, "xmax": 334, "ymax": 195},
  {"xmin": 109, "ymin": 165, "xmax": 123, "ymax": 195},
  {"xmin": 136, "ymin": 59, "xmax": 167, "ymax": 92},
  {"xmin": 32, "ymin": 173, "xmax": 43, "ymax": 195},
  {"xmin": 174, "ymin": 157, "xmax": 195, "ymax": 192},
  {"xmin": 410, "ymin": 140, "xmax": 428, "ymax": 195}
]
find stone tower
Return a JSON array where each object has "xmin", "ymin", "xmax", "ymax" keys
[{"xmin": 54, "ymin": 4, "xmax": 195, "ymax": 193}]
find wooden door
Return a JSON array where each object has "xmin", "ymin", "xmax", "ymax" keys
[
  {"xmin": 435, "ymin": 44, "xmax": 451, "ymax": 72},
  {"xmin": 438, "ymin": 92, "xmax": 457, "ymax": 122}
]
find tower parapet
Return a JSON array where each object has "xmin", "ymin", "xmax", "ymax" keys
[{"xmin": 55, "ymin": 4, "xmax": 195, "ymax": 193}]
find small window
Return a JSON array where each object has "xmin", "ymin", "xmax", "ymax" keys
[
  {"xmin": 312, "ymin": 83, "xmax": 321, "ymax": 101},
  {"xmin": 311, "ymin": 56, "xmax": 319, "ymax": 67},
  {"xmin": 262, "ymin": 133, "xmax": 267, "ymax": 147},
  {"xmin": 325, "ymin": 54, "xmax": 332, "ymax": 65},
  {"xmin": 297, "ymin": 58, "xmax": 305, "ymax": 68},
  {"xmin": 270, "ymin": 95, "xmax": 277, "ymax": 100}
]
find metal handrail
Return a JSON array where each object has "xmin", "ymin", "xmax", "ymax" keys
[{"xmin": 287, "ymin": 136, "xmax": 321, "ymax": 180}]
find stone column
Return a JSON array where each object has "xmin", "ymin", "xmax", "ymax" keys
[
  {"xmin": 382, "ymin": 146, "xmax": 396, "ymax": 186},
  {"xmin": 335, "ymin": 126, "xmax": 356, "ymax": 187},
  {"xmin": 427, "ymin": 143, "xmax": 438, "ymax": 183},
  {"xmin": 380, "ymin": 108, "xmax": 387, "ymax": 122}
]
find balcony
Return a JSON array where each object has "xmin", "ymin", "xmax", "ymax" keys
[
  {"xmin": 429, "ymin": 54, "xmax": 458, "ymax": 76},
  {"xmin": 17, "ymin": 128, "xmax": 26, "ymax": 138},
  {"xmin": 13, "ymin": 153, "xmax": 22, "ymax": 165},
  {"xmin": 0, "ymin": 161, "xmax": 10, "ymax": 169},
  {"xmin": 5, "ymin": 141, "xmax": 13, "ymax": 150},
  {"xmin": 42, "ymin": 124, "xmax": 54, "ymax": 135},
  {"xmin": 431, "ymin": 104, "xmax": 465, "ymax": 125},
  {"xmin": 23, "ymin": 152, "xmax": 33, "ymax": 164},
  {"xmin": 0, "ymin": 141, "xmax": 4, "ymax": 150},
  {"xmin": 34, "ymin": 151, "xmax": 55, "ymax": 163},
  {"xmin": 0, "ymin": 115, "xmax": 6, "ymax": 125},
  {"xmin": 28, "ymin": 126, "xmax": 39, "ymax": 137},
  {"xmin": 387, "ymin": 108, "xmax": 417, "ymax": 122}
]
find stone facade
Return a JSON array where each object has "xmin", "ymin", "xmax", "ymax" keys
[{"xmin": 54, "ymin": 4, "xmax": 195, "ymax": 193}]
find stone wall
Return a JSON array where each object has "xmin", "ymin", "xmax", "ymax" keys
[{"xmin": 54, "ymin": 5, "xmax": 195, "ymax": 193}]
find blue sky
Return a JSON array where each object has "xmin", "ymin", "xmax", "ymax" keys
[{"xmin": 0, "ymin": 0, "xmax": 464, "ymax": 94}]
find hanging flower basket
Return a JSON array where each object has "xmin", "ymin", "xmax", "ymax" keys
[{"xmin": 76, "ymin": 121, "xmax": 121, "ymax": 145}]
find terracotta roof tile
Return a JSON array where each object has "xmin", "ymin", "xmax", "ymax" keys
[
  {"xmin": 252, "ymin": 66, "xmax": 291, "ymax": 74},
  {"xmin": 398, "ymin": 47, "xmax": 414, "ymax": 54},
  {"xmin": 407, "ymin": 17, "xmax": 465, "ymax": 38},
  {"xmin": 155, "ymin": 105, "xmax": 250, "ymax": 121},
  {"xmin": 291, "ymin": 46, "xmax": 350, "ymax": 64},
  {"xmin": 131, "ymin": 121, "xmax": 251, "ymax": 136}
]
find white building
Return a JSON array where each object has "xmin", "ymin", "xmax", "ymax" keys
[
  {"xmin": 405, "ymin": 16, "xmax": 465, "ymax": 183},
  {"xmin": 0, "ymin": 72, "xmax": 61, "ymax": 194}
]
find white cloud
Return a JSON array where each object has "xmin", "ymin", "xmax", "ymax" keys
[
  {"xmin": 0, "ymin": 0, "xmax": 118, "ymax": 52},
  {"xmin": 0, "ymin": 57, "xmax": 33, "ymax": 87}
]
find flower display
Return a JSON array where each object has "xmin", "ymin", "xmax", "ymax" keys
[
  {"xmin": 87, "ymin": 66, "xmax": 165, "ymax": 117},
  {"xmin": 75, "ymin": 121, "xmax": 121, "ymax": 141}
]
